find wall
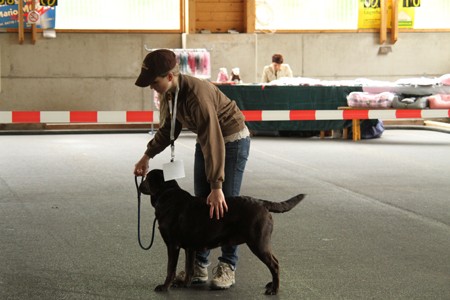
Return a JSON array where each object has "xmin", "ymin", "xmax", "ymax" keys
[
  {"xmin": 0, "ymin": 33, "xmax": 180, "ymax": 111},
  {"xmin": 0, "ymin": 45, "xmax": 2, "ymax": 93},
  {"xmin": 1, "ymin": 31, "xmax": 450, "ymax": 111}
]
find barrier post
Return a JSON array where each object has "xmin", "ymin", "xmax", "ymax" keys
[
  {"xmin": 31, "ymin": 0, "xmax": 37, "ymax": 44},
  {"xmin": 18, "ymin": 0, "xmax": 25, "ymax": 44}
]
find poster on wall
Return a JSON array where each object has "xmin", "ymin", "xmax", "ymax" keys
[
  {"xmin": 0, "ymin": 0, "xmax": 56, "ymax": 29},
  {"xmin": 358, "ymin": 0, "xmax": 420, "ymax": 29},
  {"xmin": 397, "ymin": 0, "xmax": 418, "ymax": 28}
]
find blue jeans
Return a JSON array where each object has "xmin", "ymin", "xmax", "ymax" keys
[{"xmin": 194, "ymin": 136, "xmax": 251, "ymax": 269}]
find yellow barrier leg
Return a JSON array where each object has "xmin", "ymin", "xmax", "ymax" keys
[{"xmin": 353, "ymin": 119, "xmax": 361, "ymax": 141}]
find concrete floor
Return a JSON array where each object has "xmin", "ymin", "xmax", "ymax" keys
[{"xmin": 1, "ymin": 129, "xmax": 449, "ymax": 300}]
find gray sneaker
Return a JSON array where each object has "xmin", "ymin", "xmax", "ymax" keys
[
  {"xmin": 211, "ymin": 262, "xmax": 235, "ymax": 289},
  {"xmin": 192, "ymin": 262, "xmax": 208, "ymax": 283},
  {"xmin": 173, "ymin": 261, "xmax": 208, "ymax": 285}
]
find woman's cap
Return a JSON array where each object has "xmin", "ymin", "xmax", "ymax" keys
[{"xmin": 135, "ymin": 49, "xmax": 177, "ymax": 87}]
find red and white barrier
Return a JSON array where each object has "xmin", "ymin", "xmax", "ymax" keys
[
  {"xmin": 243, "ymin": 109, "xmax": 450, "ymax": 121},
  {"xmin": 0, "ymin": 111, "xmax": 159, "ymax": 124},
  {"xmin": 0, "ymin": 109, "xmax": 449, "ymax": 124}
]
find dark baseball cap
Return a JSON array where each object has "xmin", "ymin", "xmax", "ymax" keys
[{"xmin": 135, "ymin": 49, "xmax": 177, "ymax": 87}]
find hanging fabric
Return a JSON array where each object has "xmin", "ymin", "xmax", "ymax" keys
[{"xmin": 172, "ymin": 49, "xmax": 211, "ymax": 79}]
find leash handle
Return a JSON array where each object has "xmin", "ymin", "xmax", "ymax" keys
[{"xmin": 135, "ymin": 176, "xmax": 157, "ymax": 250}]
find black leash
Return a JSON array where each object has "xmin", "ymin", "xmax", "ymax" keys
[{"xmin": 135, "ymin": 176, "xmax": 157, "ymax": 250}]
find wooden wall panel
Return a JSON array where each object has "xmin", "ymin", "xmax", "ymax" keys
[
  {"xmin": 196, "ymin": 11, "xmax": 243, "ymax": 22},
  {"xmin": 192, "ymin": 0, "xmax": 245, "ymax": 33}
]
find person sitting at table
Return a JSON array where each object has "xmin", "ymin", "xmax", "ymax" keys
[{"xmin": 261, "ymin": 54, "xmax": 293, "ymax": 83}]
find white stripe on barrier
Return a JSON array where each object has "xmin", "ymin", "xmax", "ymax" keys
[
  {"xmin": 153, "ymin": 111, "xmax": 160, "ymax": 123},
  {"xmin": 316, "ymin": 110, "xmax": 343, "ymax": 120},
  {"xmin": 0, "ymin": 111, "xmax": 12, "ymax": 123},
  {"xmin": 41, "ymin": 111, "xmax": 70, "ymax": 123},
  {"xmin": 262, "ymin": 110, "xmax": 290, "ymax": 121},
  {"xmin": 98, "ymin": 111, "xmax": 126, "ymax": 123},
  {"xmin": 421, "ymin": 109, "xmax": 449, "ymax": 119},
  {"xmin": 369, "ymin": 110, "xmax": 396, "ymax": 119}
]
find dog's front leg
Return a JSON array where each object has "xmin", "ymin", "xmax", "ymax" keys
[
  {"xmin": 183, "ymin": 249, "xmax": 196, "ymax": 287},
  {"xmin": 155, "ymin": 245, "xmax": 180, "ymax": 292}
]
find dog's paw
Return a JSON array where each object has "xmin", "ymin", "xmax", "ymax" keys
[
  {"xmin": 172, "ymin": 281, "xmax": 191, "ymax": 288},
  {"xmin": 171, "ymin": 281, "xmax": 188, "ymax": 288},
  {"xmin": 154, "ymin": 284, "xmax": 169, "ymax": 292},
  {"xmin": 264, "ymin": 282, "xmax": 278, "ymax": 295},
  {"xmin": 171, "ymin": 271, "xmax": 190, "ymax": 288},
  {"xmin": 264, "ymin": 288, "xmax": 278, "ymax": 295}
]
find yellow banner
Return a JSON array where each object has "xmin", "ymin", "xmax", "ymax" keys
[
  {"xmin": 358, "ymin": 0, "xmax": 417, "ymax": 29},
  {"xmin": 397, "ymin": 1, "xmax": 416, "ymax": 28}
]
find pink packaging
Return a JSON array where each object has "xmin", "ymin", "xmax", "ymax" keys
[
  {"xmin": 428, "ymin": 94, "xmax": 450, "ymax": 109},
  {"xmin": 346, "ymin": 92, "xmax": 396, "ymax": 108}
]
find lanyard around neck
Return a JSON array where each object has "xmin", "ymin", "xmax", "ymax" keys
[{"xmin": 168, "ymin": 87, "xmax": 179, "ymax": 162}]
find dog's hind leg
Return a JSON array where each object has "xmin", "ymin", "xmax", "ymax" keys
[
  {"xmin": 155, "ymin": 245, "xmax": 180, "ymax": 292},
  {"xmin": 247, "ymin": 242, "xmax": 280, "ymax": 295},
  {"xmin": 264, "ymin": 253, "xmax": 280, "ymax": 295},
  {"xmin": 264, "ymin": 253, "xmax": 279, "ymax": 293}
]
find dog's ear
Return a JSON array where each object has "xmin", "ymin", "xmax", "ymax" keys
[
  {"xmin": 139, "ymin": 179, "xmax": 152, "ymax": 195},
  {"xmin": 149, "ymin": 169, "xmax": 166, "ymax": 185},
  {"xmin": 139, "ymin": 169, "xmax": 166, "ymax": 195},
  {"xmin": 154, "ymin": 169, "xmax": 166, "ymax": 182}
]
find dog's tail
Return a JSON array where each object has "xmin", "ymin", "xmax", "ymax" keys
[{"xmin": 260, "ymin": 194, "xmax": 305, "ymax": 213}]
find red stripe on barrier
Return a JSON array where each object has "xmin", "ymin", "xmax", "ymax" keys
[
  {"xmin": 396, "ymin": 109, "xmax": 421, "ymax": 119},
  {"xmin": 242, "ymin": 110, "xmax": 262, "ymax": 121},
  {"xmin": 290, "ymin": 110, "xmax": 316, "ymax": 120},
  {"xmin": 12, "ymin": 111, "xmax": 40, "ymax": 123},
  {"xmin": 126, "ymin": 111, "xmax": 154, "ymax": 122},
  {"xmin": 343, "ymin": 110, "xmax": 369, "ymax": 120},
  {"xmin": 70, "ymin": 111, "xmax": 97, "ymax": 123}
]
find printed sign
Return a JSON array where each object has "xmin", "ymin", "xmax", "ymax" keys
[
  {"xmin": 27, "ymin": 9, "xmax": 39, "ymax": 24},
  {"xmin": 363, "ymin": 0, "xmax": 381, "ymax": 8},
  {"xmin": 0, "ymin": 0, "xmax": 55, "ymax": 28},
  {"xmin": 0, "ymin": 0, "xmax": 17, "ymax": 5},
  {"xmin": 403, "ymin": 0, "xmax": 420, "ymax": 7},
  {"xmin": 358, "ymin": 0, "xmax": 418, "ymax": 29},
  {"xmin": 398, "ymin": 2, "xmax": 416, "ymax": 28},
  {"xmin": 39, "ymin": 0, "xmax": 57, "ymax": 6},
  {"xmin": 358, "ymin": 0, "xmax": 384, "ymax": 29}
]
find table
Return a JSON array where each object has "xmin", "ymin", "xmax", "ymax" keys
[{"xmin": 217, "ymin": 85, "xmax": 363, "ymax": 132}]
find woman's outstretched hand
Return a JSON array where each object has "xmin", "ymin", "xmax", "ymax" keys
[{"xmin": 206, "ymin": 189, "xmax": 228, "ymax": 220}]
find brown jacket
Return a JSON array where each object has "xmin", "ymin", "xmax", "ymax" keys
[{"xmin": 145, "ymin": 74, "xmax": 246, "ymax": 189}]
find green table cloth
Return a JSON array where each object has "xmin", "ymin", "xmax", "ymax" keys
[{"xmin": 217, "ymin": 85, "xmax": 363, "ymax": 132}]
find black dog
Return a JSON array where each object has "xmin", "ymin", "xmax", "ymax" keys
[{"xmin": 139, "ymin": 169, "xmax": 305, "ymax": 295}]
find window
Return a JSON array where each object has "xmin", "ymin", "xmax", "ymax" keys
[
  {"xmin": 55, "ymin": 0, "xmax": 181, "ymax": 31},
  {"xmin": 414, "ymin": 0, "xmax": 450, "ymax": 29},
  {"xmin": 255, "ymin": 0, "xmax": 450, "ymax": 31},
  {"xmin": 256, "ymin": 0, "xmax": 359, "ymax": 31},
  {"xmin": 9, "ymin": 0, "xmax": 445, "ymax": 31}
]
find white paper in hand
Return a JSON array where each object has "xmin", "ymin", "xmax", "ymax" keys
[{"xmin": 162, "ymin": 160, "xmax": 185, "ymax": 181}]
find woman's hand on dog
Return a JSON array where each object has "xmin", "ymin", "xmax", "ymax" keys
[
  {"xmin": 134, "ymin": 154, "xmax": 150, "ymax": 176},
  {"xmin": 207, "ymin": 189, "xmax": 228, "ymax": 220}
]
